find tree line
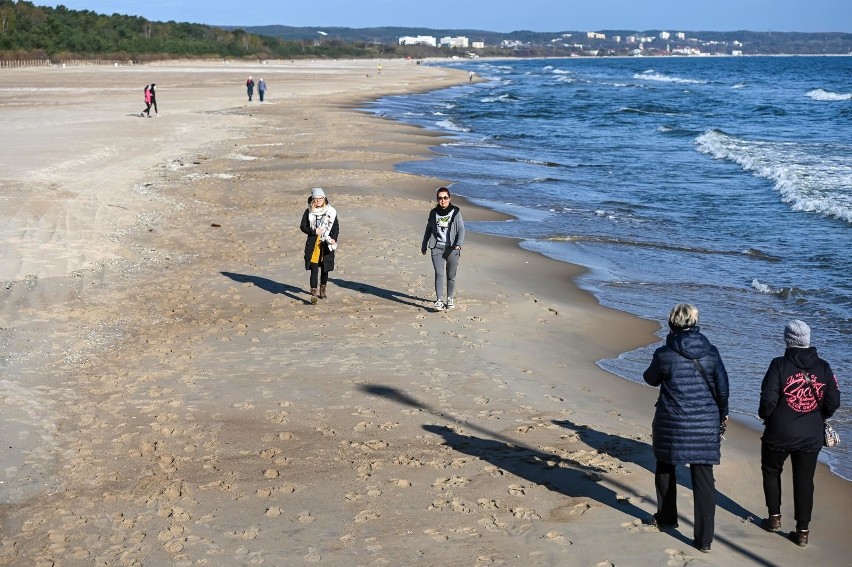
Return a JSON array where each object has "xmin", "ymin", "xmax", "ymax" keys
[{"xmin": 0, "ymin": 1, "xmax": 380, "ymax": 62}]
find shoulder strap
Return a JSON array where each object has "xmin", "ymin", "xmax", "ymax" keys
[{"xmin": 692, "ymin": 359, "xmax": 719, "ymax": 406}]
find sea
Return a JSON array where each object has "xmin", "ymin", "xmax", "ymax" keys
[{"xmin": 366, "ymin": 55, "xmax": 852, "ymax": 480}]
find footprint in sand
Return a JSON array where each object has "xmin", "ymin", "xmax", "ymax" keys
[
  {"xmin": 544, "ymin": 531, "xmax": 571, "ymax": 546},
  {"xmin": 665, "ymin": 547, "xmax": 695, "ymax": 566},
  {"xmin": 353, "ymin": 510, "xmax": 379, "ymax": 523}
]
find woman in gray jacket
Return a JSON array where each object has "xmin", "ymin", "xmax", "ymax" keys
[{"xmin": 421, "ymin": 187, "xmax": 465, "ymax": 311}]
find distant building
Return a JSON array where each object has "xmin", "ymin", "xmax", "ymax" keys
[
  {"xmin": 440, "ymin": 36, "xmax": 469, "ymax": 48},
  {"xmin": 676, "ymin": 32, "xmax": 686, "ymax": 40},
  {"xmin": 399, "ymin": 35, "xmax": 437, "ymax": 47},
  {"xmin": 586, "ymin": 31, "xmax": 606, "ymax": 39},
  {"xmin": 626, "ymin": 36, "xmax": 638, "ymax": 43},
  {"xmin": 471, "ymin": 41, "xmax": 485, "ymax": 49},
  {"xmin": 672, "ymin": 46, "xmax": 702, "ymax": 55},
  {"xmin": 659, "ymin": 31, "xmax": 670, "ymax": 40},
  {"xmin": 612, "ymin": 36, "xmax": 621, "ymax": 43}
]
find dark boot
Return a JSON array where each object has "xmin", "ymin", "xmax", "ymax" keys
[
  {"xmin": 319, "ymin": 285, "xmax": 327, "ymax": 299},
  {"xmin": 310, "ymin": 288, "xmax": 318, "ymax": 305},
  {"xmin": 760, "ymin": 514, "xmax": 782, "ymax": 532},
  {"xmin": 789, "ymin": 529, "xmax": 808, "ymax": 547}
]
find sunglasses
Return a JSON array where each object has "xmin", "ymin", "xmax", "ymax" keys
[{"xmin": 437, "ymin": 196, "xmax": 450, "ymax": 200}]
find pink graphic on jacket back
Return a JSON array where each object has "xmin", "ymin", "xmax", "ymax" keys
[{"xmin": 783, "ymin": 372, "xmax": 823, "ymax": 413}]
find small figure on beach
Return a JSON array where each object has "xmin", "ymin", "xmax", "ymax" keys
[
  {"xmin": 141, "ymin": 84, "xmax": 152, "ymax": 117},
  {"xmin": 469, "ymin": 70, "xmax": 475, "ymax": 82},
  {"xmin": 300, "ymin": 188, "xmax": 339, "ymax": 304},
  {"xmin": 148, "ymin": 83, "xmax": 158, "ymax": 115},
  {"xmin": 377, "ymin": 63, "xmax": 382, "ymax": 74},
  {"xmin": 246, "ymin": 76, "xmax": 255, "ymax": 101},
  {"xmin": 757, "ymin": 320, "xmax": 840, "ymax": 547},
  {"xmin": 421, "ymin": 187, "xmax": 465, "ymax": 311},
  {"xmin": 643, "ymin": 303, "xmax": 729, "ymax": 553},
  {"xmin": 257, "ymin": 78, "xmax": 266, "ymax": 102}
]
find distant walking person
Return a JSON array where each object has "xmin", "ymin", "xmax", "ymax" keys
[
  {"xmin": 469, "ymin": 71, "xmax": 475, "ymax": 82},
  {"xmin": 643, "ymin": 303, "xmax": 729, "ymax": 554},
  {"xmin": 758, "ymin": 320, "xmax": 840, "ymax": 548},
  {"xmin": 246, "ymin": 76, "xmax": 255, "ymax": 101},
  {"xmin": 148, "ymin": 83, "xmax": 158, "ymax": 115},
  {"xmin": 421, "ymin": 186, "xmax": 465, "ymax": 311},
  {"xmin": 257, "ymin": 78, "xmax": 266, "ymax": 102},
  {"xmin": 141, "ymin": 84, "xmax": 152, "ymax": 117}
]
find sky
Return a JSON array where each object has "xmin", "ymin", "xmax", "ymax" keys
[{"xmin": 41, "ymin": 0, "xmax": 852, "ymax": 33}]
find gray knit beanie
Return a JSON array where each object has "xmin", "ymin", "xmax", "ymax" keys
[{"xmin": 784, "ymin": 319, "xmax": 811, "ymax": 348}]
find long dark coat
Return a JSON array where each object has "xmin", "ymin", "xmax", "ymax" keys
[
  {"xmin": 643, "ymin": 327, "xmax": 730, "ymax": 465},
  {"xmin": 300, "ymin": 208, "xmax": 339, "ymax": 271}
]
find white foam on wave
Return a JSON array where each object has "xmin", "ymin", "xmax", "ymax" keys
[
  {"xmin": 481, "ymin": 94, "xmax": 515, "ymax": 103},
  {"xmin": 751, "ymin": 278, "xmax": 775, "ymax": 294},
  {"xmin": 435, "ymin": 118, "xmax": 470, "ymax": 133},
  {"xmin": 732, "ymin": 82, "xmax": 747, "ymax": 89},
  {"xmin": 695, "ymin": 130, "xmax": 852, "ymax": 223},
  {"xmin": 635, "ymin": 69, "xmax": 706, "ymax": 85},
  {"xmin": 806, "ymin": 88, "xmax": 852, "ymax": 101}
]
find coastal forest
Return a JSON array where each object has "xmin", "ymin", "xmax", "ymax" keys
[{"xmin": 1, "ymin": 0, "xmax": 851, "ymax": 63}]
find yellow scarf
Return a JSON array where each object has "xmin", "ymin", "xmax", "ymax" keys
[{"xmin": 310, "ymin": 235, "xmax": 322, "ymax": 263}]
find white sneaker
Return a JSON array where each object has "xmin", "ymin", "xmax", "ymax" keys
[
  {"xmin": 447, "ymin": 297, "xmax": 455, "ymax": 309},
  {"xmin": 434, "ymin": 300, "xmax": 445, "ymax": 310}
]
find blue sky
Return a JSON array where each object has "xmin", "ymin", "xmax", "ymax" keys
[{"xmin": 43, "ymin": 1, "xmax": 852, "ymax": 33}]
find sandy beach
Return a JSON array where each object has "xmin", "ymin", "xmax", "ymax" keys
[{"xmin": 1, "ymin": 59, "xmax": 849, "ymax": 566}]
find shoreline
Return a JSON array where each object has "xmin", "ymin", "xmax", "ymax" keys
[{"xmin": 1, "ymin": 59, "xmax": 850, "ymax": 565}]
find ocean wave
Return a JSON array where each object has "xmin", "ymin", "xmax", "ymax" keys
[
  {"xmin": 732, "ymin": 82, "xmax": 747, "ymax": 89},
  {"xmin": 616, "ymin": 105, "xmax": 685, "ymax": 116},
  {"xmin": 635, "ymin": 70, "xmax": 707, "ymax": 85},
  {"xmin": 481, "ymin": 93, "xmax": 518, "ymax": 103},
  {"xmin": 547, "ymin": 235, "xmax": 787, "ymax": 262},
  {"xmin": 695, "ymin": 130, "xmax": 852, "ymax": 223},
  {"xmin": 751, "ymin": 279, "xmax": 797, "ymax": 299},
  {"xmin": 753, "ymin": 104, "xmax": 787, "ymax": 116},
  {"xmin": 435, "ymin": 118, "xmax": 471, "ymax": 133},
  {"xmin": 658, "ymin": 124, "xmax": 701, "ymax": 136},
  {"xmin": 510, "ymin": 157, "xmax": 567, "ymax": 168},
  {"xmin": 806, "ymin": 88, "xmax": 852, "ymax": 101},
  {"xmin": 742, "ymin": 248, "xmax": 783, "ymax": 262}
]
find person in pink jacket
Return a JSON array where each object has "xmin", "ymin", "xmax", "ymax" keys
[{"xmin": 141, "ymin": 85, "xmax": 152, "ymax": 117}]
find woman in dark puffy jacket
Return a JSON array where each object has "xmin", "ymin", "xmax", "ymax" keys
[
  {"xmin": 758, "ymin": 320, "xmax": 840, "ymax": 548},
  {"xmin": 643, "ymin": 303, "xmax": 729, "ymax": 553}
]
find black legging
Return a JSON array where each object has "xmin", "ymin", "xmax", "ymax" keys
[
  {"xmin": 761, "ymin": 443, "xmax": 819, "ymax": 530},
  {"xmin": 309, "ymin": 265, "xmax": 329, "ymax": 289}
]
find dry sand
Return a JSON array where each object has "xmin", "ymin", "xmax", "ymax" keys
[{"xmin": 0, "ymin": 59, "xmax": 850, "ymax": 566}]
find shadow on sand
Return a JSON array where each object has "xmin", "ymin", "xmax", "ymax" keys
[
  {"xmin": 220, "ymin": 272, "xmax": 308, "ymax": 303},
  {"xmin": 359, "ymin": 384, "xmax": 774, "ymax": 565},
  {"xmin": 330, "ymin": 278, "xmax": 426, "ymax": 309}
]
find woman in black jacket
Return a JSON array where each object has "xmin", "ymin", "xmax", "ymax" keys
[
  {"xmin": 758, "ymin": 320, "xmax": 840, "ymax": 547},
  {"xmin": 300, "ymin": 188, "xmax": 339, "ymax": 304},
  {"xmin": 643, "ymin": 303, "xmax": 729, "ymax": 553}
]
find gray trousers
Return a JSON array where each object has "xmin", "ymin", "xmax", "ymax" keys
[{"xmin": 430, "ymin": 247, "xmax": 460, "ymax": 301}]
